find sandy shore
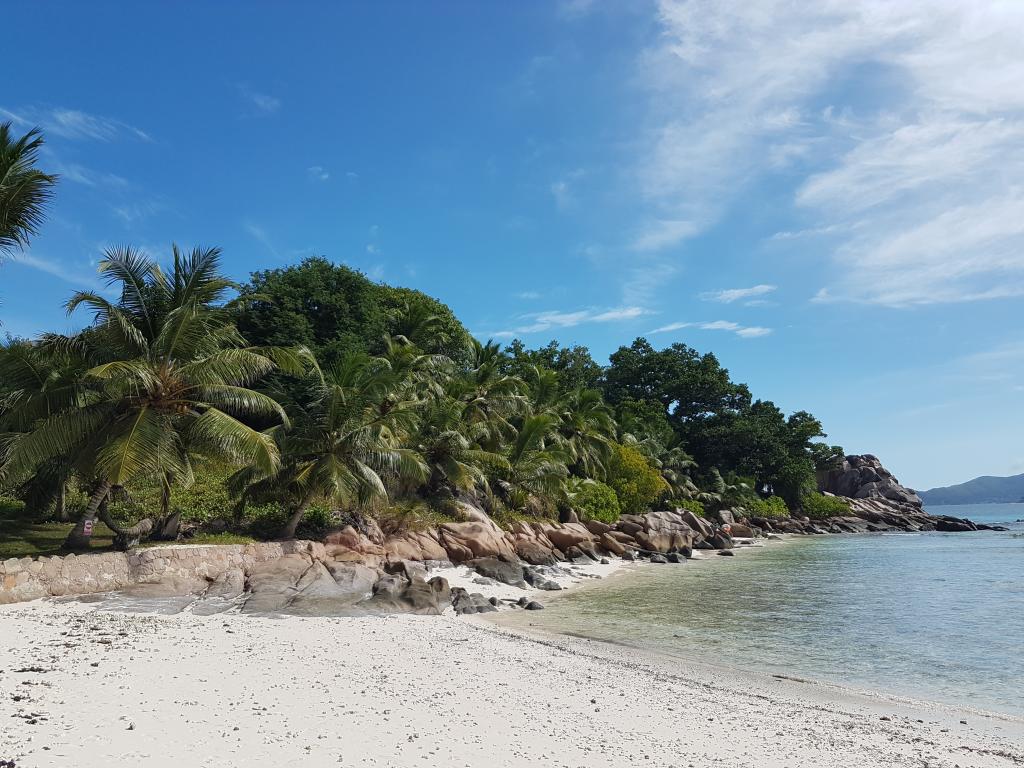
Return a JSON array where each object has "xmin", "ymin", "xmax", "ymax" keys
[{"xmin": 2, "ymin": 591, "xmax": 1022, "ymax": 768}]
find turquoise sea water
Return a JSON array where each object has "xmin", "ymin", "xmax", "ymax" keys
[{"xmin": 509, "ymin": 503, "xmax": 1024, "ymax": 716}]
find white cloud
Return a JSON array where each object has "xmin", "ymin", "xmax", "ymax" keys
[
  {"xmin": 516, "ymin": 291, "xmax": 541, "ymax": 300},
  {"xmin": 48, "ymin": 159, "xmax": 128, "ymax": 188},
  {"xmin": 237, "ymin": 85, "xmax": 281, "ymax": 114},
  {"xmin": 650, "ymin": 319, "xmax": 772, "ymax": 338},
  {"xmin": 112, "ymin": 200, "xmax": 163, "ymax": 226},
  {"xmin": 9, "ymin": 252, "xmax": 107, "ymax": 292},
  {"xmin": 636, "ymin": 0, "xmax": 1024, "ymax": 306},
  {"xmin": 550, "ymin": 169, "xmax": 585, "ymax": 211},
  {"xmin": 631, "ymin": 219, "xmax": 698, "ymax": 252},
  {"xmin": 307, "ymin": 165, "xmax": 329, "ymax": 181},
  {"xmin": 492, "ymin": 305, "xmax": 652, "ymax": 337},
  {"xmin": 700, "ymin": 284, "xmax": 776, "ymax": 303},
  {"xmin": 1, "ymin": 106, "xmax": 150, "ymax": 142},
  {"xmin": 244, "ymin": 222, "xmax": 280, "ymax": 258}
]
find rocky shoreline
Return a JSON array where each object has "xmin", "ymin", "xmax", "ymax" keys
[{"xmin": 1, "ymin": 455, "xmax": 1003, "ymax": 615}]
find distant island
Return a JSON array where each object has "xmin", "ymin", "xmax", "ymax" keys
[{"xmin": 919, "ymin": 473, "xmax": 1024, "ymax": 506}]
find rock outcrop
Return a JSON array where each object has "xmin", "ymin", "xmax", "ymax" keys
[{"xmin": 819, "ymin": 454, "xmax": 924, "ymax": 513}]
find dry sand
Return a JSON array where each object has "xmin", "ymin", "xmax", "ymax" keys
[{"xmin": 2, "ymin": 584, "xmax": 1022, "ymax": 768}]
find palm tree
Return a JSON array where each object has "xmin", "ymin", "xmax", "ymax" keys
[
  {"xmin": 0, "ymin": 245, "xmax": 301, "ymax": 549},
  {"xmin": 0, "ymin": 123, "xmax": 57, "ymax": 259},
  {"xmin": 552, "ymin": 388, "xmax": 616, "ymax": 480},
  {"xmin": 412, "ymin": 394, "xmax": 508, "ymax": 499},
  {"xmin": 496, "ymin": 413, "xmax": 569, "ymax": 511},
  {"xmin": 0, "ymin": 336, "xmax": 93, "ymax": 520},
  {"xmin": 235, "ymin": 352, "xmax": 429, "ymax": 539},
  {"xmin": 456, "ymin": 339, "xmax": 526, "ymax": 448}
]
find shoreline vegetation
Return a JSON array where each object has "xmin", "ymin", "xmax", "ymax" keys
[{"xmin": 3, "ymin": 125, "xmax": 1021, "ymax": 766}]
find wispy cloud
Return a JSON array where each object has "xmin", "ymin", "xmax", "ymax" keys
[
  {"xmin": 550, "ymin": 169, "xmax": 585, "ymax": 211},
  {"xmin": 112, "ymin": 200, "xmax": 164, "ymax": 226},
  {"xmin": 244, "ymin": 222, "xmax": 280, "ymax": 258},
  {"xmin": 631, "ymin": 219, "xmax": 698, "ymax": 252},
  {"xmin": 307, "ymin": 165, "xmax": 329, "ymax": 181},
  {"xmin": 9, "ymin": 252, "xmax": 107, "ymax": 292},
  {"xmin": 490, "ymin": 305, "xmax": 652, "ymax": 338},
  {"xmin": 48, "ymin": 158, "xmax": 128, "ymax": 189},
  {"xmin": 237, "ymin": 85, "xmax": 281, "ymax": 114},
  {"xmin": 1, "ymin": 106, "xmax": 150, "ymax": 142},
  {"xmin": 650, "ymin": 319, "xmax": 772, "ymax": 339},
  {"xmin": 516, "ymin": 291, "xmax": 541, "ymax": 300},
  {"xmin": 635, "ymin": 0, "xmax": 1024, "ymax": 306},
  {"xmin": 700, "ymin": 284, "xmax": 777, "ymax": 303}
]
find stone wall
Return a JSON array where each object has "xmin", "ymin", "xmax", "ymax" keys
[{"xmin": 0, "ymin": 540, "xmax": 324, "ymax": 605}]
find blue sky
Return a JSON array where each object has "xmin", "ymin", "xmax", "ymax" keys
[{"xmin": 2, "ymin": 1, "xmax": 1022, "ymax": 491}]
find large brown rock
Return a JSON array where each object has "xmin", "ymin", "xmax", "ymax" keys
[
  {"xmin": 383, "ymin": 530, "xmax": 448, "ymax": 562},
  {"xmin": 324, "ymin": 526, "xmax": 386, "ymax": 567},
  {"xmin": 240, "ymin": 553, "xmax": 313, "ymax": 613},
  {"xmin": 515, "ymin": 539, "xmax": 558, "ymax": 566},
  {"xmin": 438, "ymin": 504, "xmax": 517, "ymax": 562},
  {"xmin": 363, "ymin": 574, "xmax": 451, "ymax": 615},
  {"xmin": 599, "ymin": 532, "xmax": 627, "ymax": 555},
  {"xmin": 542, "ymin": 523, "xmax": 595, "ymax": 553},
  {"xmin": 679, "ymin": 509, "xmax": 714, "ymax": 539}
]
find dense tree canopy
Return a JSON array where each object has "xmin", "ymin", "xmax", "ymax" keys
[
  {"xmin": 237, "ymin": 256, "xmax": 471, "ymax": 368},
  {"xmin": 1, "ymin": 156, "xmax": 843, "ymax": 549}
]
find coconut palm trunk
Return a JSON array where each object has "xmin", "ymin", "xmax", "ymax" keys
[
  {"xmin": 64, "ymin": 480, "xmax": 111, "ymax": 550},
  {"xmin": 279, "ymin": 493, "xmax": 316, "ymax": 540},
  {"xmin": 98, "ymin": 505, "xmax": 154, "ymax": 550},
  {"xmin": 55, "ymin": 482, "xmax": 69, "ymax": 522}
]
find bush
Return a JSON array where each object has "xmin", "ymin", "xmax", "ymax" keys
[
  {"xmin": 572, "ymin": 480, "xmax": 621, "ymax": 523},
  {"xmin": 669, "ymin": 498, "xmax": 705, "ymax": 517},
  {"xmin": 607, "ymin": 445, "xmax": 670, "ymax": 516},
  {"xmin": 745, "ymin": 495, "xmax": 789, "ymax": 519},
  {"xmin": 801, "ymin": 492, "xmax": 850, "ymax": 520}
]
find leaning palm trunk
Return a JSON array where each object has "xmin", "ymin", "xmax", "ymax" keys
[
  {"xmin": 55, "ymin": 482, "xmax": 69, "ymax": 522},
  {"xmin": 279, "ymin": 494, "xmax": 315, "ymax": 540},
  {"xmin": 98, "ymin": 504, "xmax": 154, "ymax": 551},
  {"xmin": 64, "ymin": 481, "xmax": 112, "ymax": 550}
]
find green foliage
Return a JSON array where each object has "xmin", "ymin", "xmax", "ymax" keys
[
  {"xmin": 607, "ymin": 444, "xmax": 670, "ymax": 516},
  {"xmin": 0, "ymin": 496, "xmax": 116, "ymax": 558},
  {"xmin": 744, "ymin": 495, "xmax": 789, "ymax": 519},
  {"xmin": 0, "ymin": 122, "xmax": 57, "ymax": 258},
  {"xmin": 2, "ymin": 195, "xmax": 849, "ymax": 550},
  {"xmin": 504, "ymin": 340, "xmax": 602, "ymax": 393},
  {"xmin": 671, "ymin": 498, "xmax": 705, "ymax": 517},
  {"xmin": 801, "ymin": 492, "xmax": 850, "ymax": 520},
  {"xmin": 571, "ymin": 480, "xmax": 621, "ymax": 523},
  {"xmin": 236, "ymin": 256, "xmax": 471, "ymax": 367}
]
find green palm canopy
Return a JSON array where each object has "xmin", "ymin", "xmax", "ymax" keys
[
  {"xmin": 0, "ymin": 122, "xmax": 57, "ymax": 259},
  {"xmin": 0, "ymin": 245, "xmax": 307, "ymax": 549}
]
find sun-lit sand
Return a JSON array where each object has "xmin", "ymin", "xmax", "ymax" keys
[{"xmin": 2, "ymin": 584, "xmax": 1022, "ymax": 768}]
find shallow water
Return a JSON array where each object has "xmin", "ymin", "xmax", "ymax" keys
[{"xmin": 507, "ymin": 503, "xmax": 1024, "ymax": 716}]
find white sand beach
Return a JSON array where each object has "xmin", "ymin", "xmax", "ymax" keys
[{"xmin": 2, "ymin": 594, "xmax": 1022, "ymax": 768}]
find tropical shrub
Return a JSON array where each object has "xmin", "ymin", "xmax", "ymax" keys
[
  {"xmin": 671, "ymin": 498, "xmax": 705, "ymax": 517},
  {"xmin": 571, "ymin": 480, "xmax": 621, "ymax": 523},
  {"xmin": 801, "ymin": 492, "xmax": 850, "ymax": 520},
  {"xmin": 607, "ymin": 444, "xmax": 669, "ymax": 516},
  {"xmin": 745, "ymin": 495, "xmax": 789, "ymax": 519}
]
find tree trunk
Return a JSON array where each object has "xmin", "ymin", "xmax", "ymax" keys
[
  {"xmin": 55, "ymin": 482, "xmax": 69, "ymax": 522},
  {"xmin": 98, "ymin": 505, "xmax": 154, "ymax": 551},
  {"xmin": 279, "ymin": 496, "xmax": 314, "ymax": 540},
  {"xmin": 64, "ymin": 481, "xmax": 111, "ymax": 550},
  {"xmin": 160, "ymin": 476, "xmax": 171, "ymax": 520}
]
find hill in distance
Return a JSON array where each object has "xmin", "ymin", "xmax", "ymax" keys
[{"xmin": 919, "ymin": 473, "xmax": 1024, "ymax": 506}]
